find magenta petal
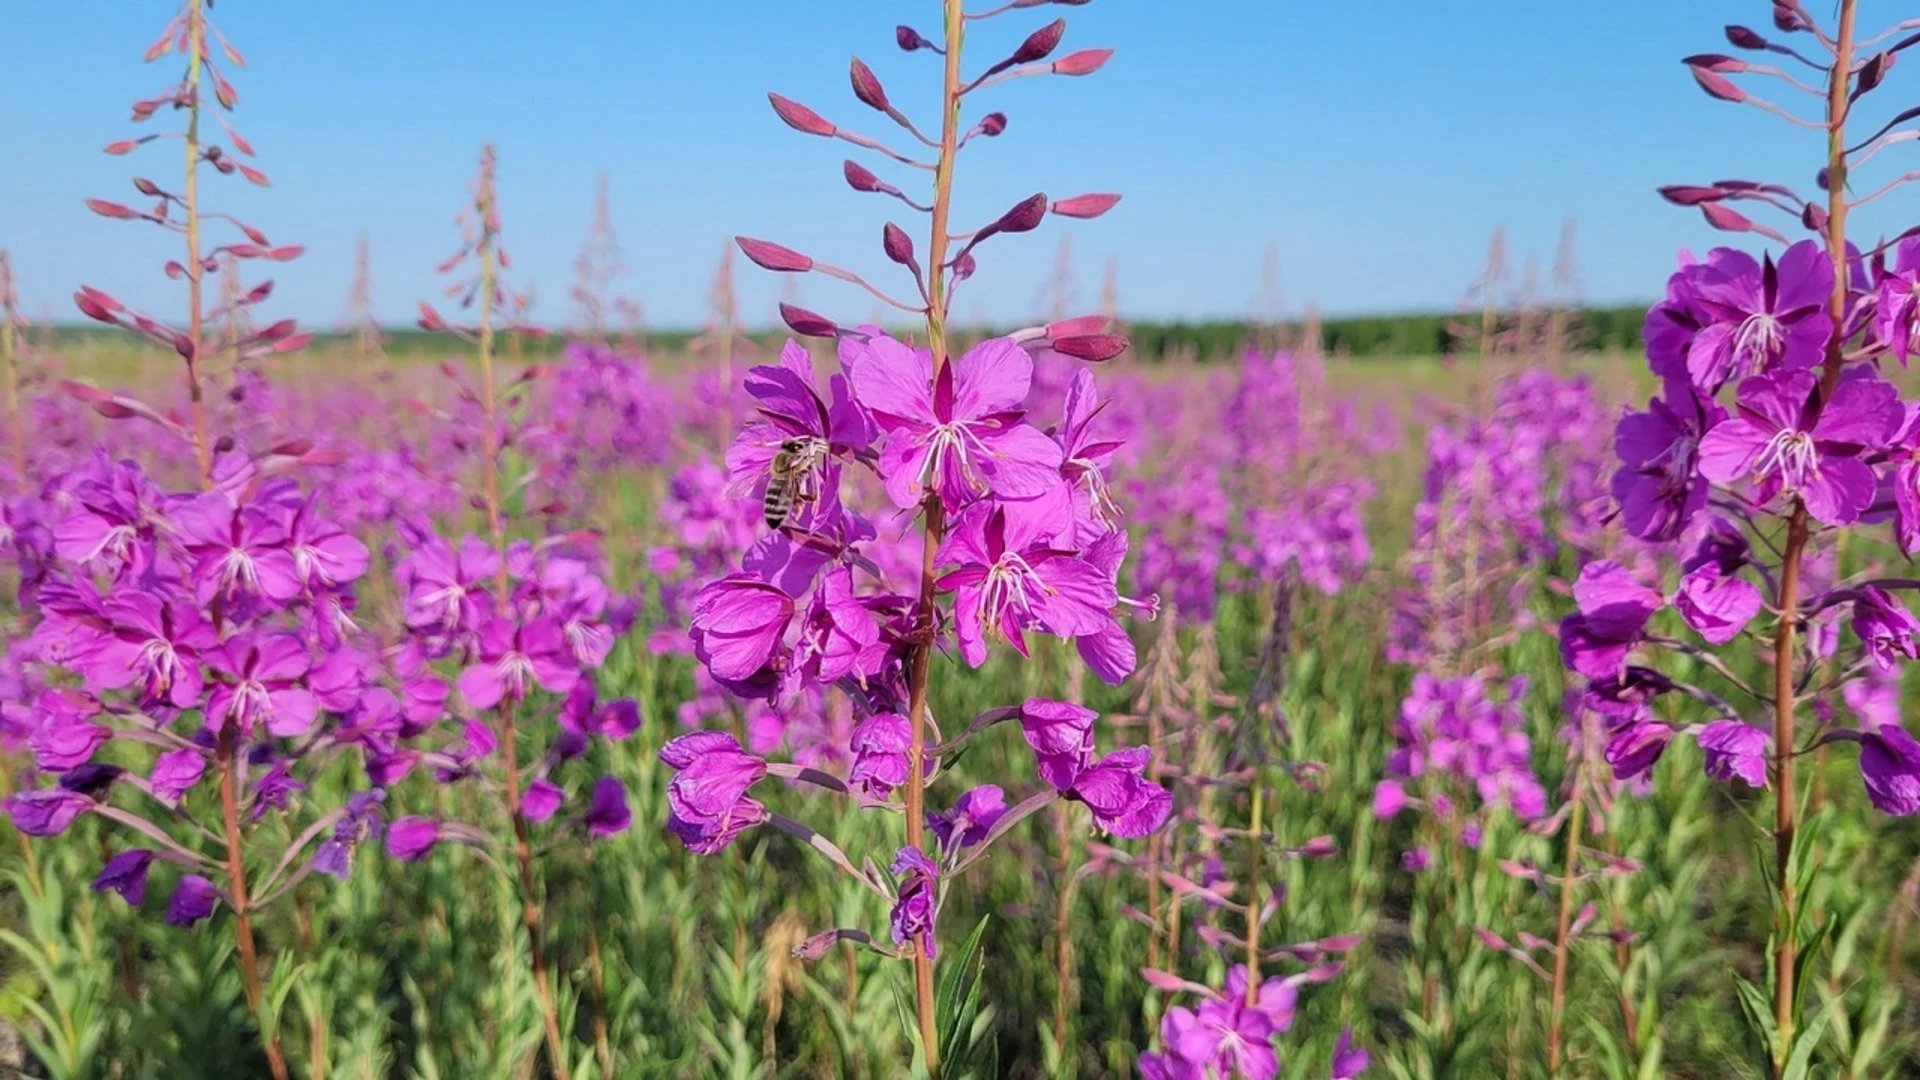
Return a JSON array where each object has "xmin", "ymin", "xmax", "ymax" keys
[
  {"xmin": 1696, "ymin": 417, "xmax": 1770, "ymax": 483},
  {"xmin": 522, "ymin": 779, "xmax": 564, "ymax": 822},
  {"xmin": 457, "ymin": 663, "xmax": 507, "ymax": 711},
  {"xmin": 951, "ymin": 337, "xmax": 1033, "ymax": 418}
]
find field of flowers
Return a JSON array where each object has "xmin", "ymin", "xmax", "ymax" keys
[{"xmin": 8, "ymin": 1, "xmax": 1920, "ymax": 1078}]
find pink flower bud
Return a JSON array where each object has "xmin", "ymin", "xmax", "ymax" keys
[
  {"xmin": 882, "ymin": 222, "xmax": 916, "ymax": 266},
  {"xmin": 994, "ymin": 193, "xmax": 1049, "ymax": 234},
  {"xmin": 417, "ymin": 302, "xmax": 445, "ymax": 331},
  {"xmin": 769, "ymin": 93, "xmax": 836, "ymax": 137},
  {"xmin": 780, "ymin": 302, "xmax": 838, "ymax": 338},
  {"xmin": 73, "ymin": 290, "xmax": 121, "ymax": 324},
  {"xmin": 979, "ymin": 112, "xmax": 1008, "ymax": 136},
  {"xmin": 1012, "ymin": 19, "xmax": 1067, "ymax": 64},
  {"xmin": 1052, "ymin": 48, "xmax": 1113, "ymax": 76},
  {"xmin": 1701, "ymin": 202, "xmax": 1755, "ymax": 233},
  {"xmin": 1047, "ymin": 315, "xmax": 1110, "ymax": 337},
  {"xmin": 1139, "ymin": 968, "xmax": 1187, "ymax": 992},
  {"xmin": 896, "ymin": 25, "xmax": 931, "ymax": 52},
  {"xmin": 952, "ymin": 252, "xmax": 976, "ymax": 281},
  {"xmin": 1472, "ymin": 927, "xmax": 1509, "ymax": 951},
  {"xmin": 1299, "ymin": 835, "xmax": 1338, "ymax": 859},
  {"xmin": 164, "ymin": 261, "xmax": 187, "ymax": 279},
  {"xmin": 1858, "ymin": 51, "xmax": 1894, "ymax": 96},
  {"xmin": 1051, "ymin": 193, "xmax": 1122, "ymax": 219},
  {"xmin": 1683, "ymin": 53, "xmax": 1745, "ymax": 73},
  {"xmin": 103, "ymin": 139, "xmax": 140, "ymax": 155},
  {"xmin": 1801, "ymin": 201, "xmax": 1827, "ymax": 231},
  {"xmin": 1052, "ymin": 333, "xmax": 1128, "ymax": 361},
  {"xmin": 844, "ymin": 159, "xmax": 885, "ymax": 192},
  {"xmin": 1725, "ymin": 24, "xmax": 1768, "ymax": 50},
  {"xmin": 85, "ymin": 198, "xmax": 139, "ymax": 220},
  {"xmin": 736, "ymin": 237, "xmax": 814, "ymax": 273},
  {"xmin": 1657, "ymin": 184, "xmax": 1725, "ymax": 206},
  {"xmin": 267, "ymin": 245, "xmax": 305, "ymax": 262},
  {"xmin": 237, "ymin": 164, "xmax": 270, "ymax": 186},
  {"xmin": 1689, "ymin": 64, "xmax": 1746, "ymax": 102},
  {"xmin": 850, "ymin": 58, "xmax": 889, "ymax": 111},
  {"xmin": 1773, "ymin": 3, "xmax": 1810, "ymax": 33}
]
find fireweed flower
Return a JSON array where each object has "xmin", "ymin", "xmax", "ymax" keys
[
  {"xmin": 928, "ymin": 784, "xmax": 1006, "ymax": 849},
  {"xmin": 1559, "ymin": 561, "xmax": 1663, "ymax": 681},
  {"xmin": 173, "ymin": 491, "xmax": 303, "ymax": 608},
  {"xmin": 28, "ymin": 691, "xmax": 110, "ymax": 773},
  {"xmin": 80, "ymin": 595, "xmax": 216, "ymax": 708},
  {"xmin": 1698, "ymin": 720, "xmax": 1770, "ymax": 788},
  {"xmin": 205, "ymin": 632, "xmax": 318, "ymax": 738},
  {"xmin": 1019, "ymin": 698, "xmax": 1097, "ymax": 790},
  {"xmin": 1605, "ymin": 720, "xmax": 1674, "ymax": 782},
  {"xmin": 1674, "ymin": 563, "xmax": 1762, "ymax": 645},
  {"xmin": 584, "ymin": 776, "xmax": 631, "ymax": 837},
  {"xmin": 386, "ymin": 816, "xmax": 442, "ymax": 862},
  {"xmin": 1054, "ymin": 367, "xmax": 1125, "ymax": 531},
  {"xmin": 1850, "ymin": 586, "xmax": 1920, "ymax": 670},
  {"xmin": 848, "ymin": 712, "xmax": 913, "ymax": 802},
  {"xmin": 1697, "ymin": 367, "xmax": 1901, "ymax": 526},
  {"xmin": 1855, "ymin": 724, "xmax": 1920, "ymax": 815},
  {"xmin": 3, "ymin": 788, "xmax": 94, "ymax": 836},
  {"xmin": 661, "ymin": 731, "xmax": 769, "ymax": 854},
  {"xmin": 687, "ymin": 573, "xmax": 798, "ymax": 689},
  {"xmin": 395, "ymin": 532, "xmax": 500, "ymax": 640},
  {"xmin": 889, "ymin": 846, "xmax": 939, "ymax": 959},
  {"xmin": 93, "ymin": 849, "xmax": 157, "ymax": 906},
  {"xmin": 1873, "ymin": 236, "xmax": 1920, "ymax": 365},
  {"xmin": 846, "ymin": 333, "xmax": 1064, "ymax": 511},
  {"xmin": 1685, "ymin": 240, "xmax": 1834, "ymax": 393},
  {"xmin": 1610, "ymin": 376, "xmax": 1719, "ymax": 541},
  {"xmin": 165, "ymin": 874, "xmax": 220, "ymax": 928},
  {"xmin": 726, "ymin": 339, "xmax": 877, "ymax": 498},
  {"xmin": 457, "ymin": 614, "xmax": 579, "ymax": 710},
  {"xmin": 148, "ymin": 748, "xmax": 208, "ymax": 808},
  {"xmin": 936, "ymin": 485, "xmax": 1120, "ymax": 668}
]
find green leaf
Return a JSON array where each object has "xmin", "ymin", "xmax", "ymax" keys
[{"xmin": 1779, "ymin": 1001, "xmax": 1833, "ymax": 1080}]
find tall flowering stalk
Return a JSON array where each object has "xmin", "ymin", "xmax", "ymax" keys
[
  {"xmin": 1562, "ymin": 2, "xmax": 1920, "ymax": 1072},
  {"xmin": 674, "ymin": 2, "xmax": 1160, "ymax": 1074}
]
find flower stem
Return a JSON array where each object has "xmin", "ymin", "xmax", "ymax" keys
[
  {"xmin": 216, "ymin": 729, "xmax": 290, "ymax": 1080},
  {"xmin": 1242, "ymin": 780, "xmax": 1264, "ymax": 1005},
  {"xmin": 1768, "ymin": 7, "xmax": 1855, "ymax": 1070},
  {"xmin": 900, "ymin": 4, "xmax": 968, "ymax": 1075},
  {"xmin": 1546, "ymin": 764, "xmax": 1587, "ymax": 1076},
  {"xmin": 472, "ymin": 150, "xmax": 569, "ymax": 1075},
  {"xmin": 181, "ymin": 0, "xmax": 212, "ymax": 486}
]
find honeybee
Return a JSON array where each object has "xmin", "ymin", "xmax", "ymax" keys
[{"xmin": 762, "ymin": 437, "xmax": 823, "ymax": 530}]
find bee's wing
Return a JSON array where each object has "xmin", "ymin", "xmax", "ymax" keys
[{"xmin": 723, "ymin": 470, "xmax": 768, "ymax": 501}]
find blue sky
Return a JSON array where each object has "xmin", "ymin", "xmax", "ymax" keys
[{"xmin": 1, "ymin": 1, "xmax": 1907, "ymax": 330}]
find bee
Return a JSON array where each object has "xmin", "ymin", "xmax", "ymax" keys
[{"xmin": 762, "ymin": 437, "xmax": 821, "ymax": 530}]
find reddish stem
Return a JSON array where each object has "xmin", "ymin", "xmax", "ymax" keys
[{"xmin": 216, "ymin": 729, "xmax": 290, "ymax": 1080}]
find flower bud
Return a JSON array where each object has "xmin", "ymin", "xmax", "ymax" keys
[
  {"xmin": 769, "ymin": 93, "xmax": 836, "ymax": 137},
  {"xmin": 1656, "ymin": 185, "xmax": 1725, "ymax": 206},
  {"xmin": 994, "ymin": 193, "xmax": 1049, "ymax": 234},
  {"xmin": 850, "ymin": 57, "xmax": 889, "ymax": 112},
  {"xmin": 1701, "ymin": 203, "xmax": 1755, "ymax": 233},
  {"xmin": 844, "ymin": 159, "xmax": 885, "ymax": 193},
  {"xmin": 1801, "ymin": 201, "xmax": 1827, "ymax": 232},
  {"xmin": 417, "ymin": 302, "xmax": 445, "ymax": 331},
  {"xmin": 73, "ymin": 289, "xmax": 121, "ymax": 323},
  {"xmin": 1772, "ymin": 3, "xmax": 1810, "ymax": 33},
  {"xmin": 736, "ymin": 236, "xmax": 814, "ymax": 273},
  {"xmin": 1051, "ymin": 192, "xmax": 1122, "ymax": 219},
  {"xmin": 780, "ymin": 302, "xmax": 838, "ymax": 338},
  {"xmin": 1857, "ymin": 51, "xmax": 1895, "ymax": 97},
  {"xmin": 1052, "ymin": 48, "xmax": 1113, "ymax": 76},
  {"xmin": 1683, "ymin": 53, "xmax": 1745, "ymax": 73},
  {"xmin": 978, "ymin": 112, "xmax": 1008, "ymax": 136},
  {"xmin": 1052, "ymin": 333, "xmax": 1128, "ymax": 361},
  {"xmin": 85, "ymin": 198, "xmax": 139, "ymax": 220},
  {"xmin": 896, "ymin": 25, "xmax": 932, "ymax": 52},
  {"xmin": 882, "ymin": 222, "xmax": 916, "ymax": 266},
  {"xmin": 103, "ymin": 139, "xmax": 140, "ymax": 155},
  {"xmin": 952, "ymin": 252, "xmax": 976, "ymax": 281},
  {"xmin": 1688, "ymin": 64, "xmax": 1746, "ymax": 103},
  {"xmin": 1725, "ymin": 24, "xmax": 1768, "ymax": 50},
  {"xmin": 1011, "ymin": 19, "xmax": 1067, "ymax": 64}
]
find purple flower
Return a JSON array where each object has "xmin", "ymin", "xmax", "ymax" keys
[
  {"xmin": 457, "ymin": 615, "xmax": 579, "ymax": 710},
  {"xmin": 386, "ymin": 816, "xmax": 442, "ymax": 861},
  {"xmin": 1697, "ymin": 368, "xmax": 1900, "ymax": 526},
  {"xmin": 786, "ymin": 565, "xmax": 882, "ymax": 692},
  {"xmin": 28, "ymin": 693, "xmax": 110, "ymax": 773},
  {"xmin": 314, "ymin": 791, "xmax": 384, "ymax": 881},
  {"xmin": 848, "ymin": 712, "xmax": 916, "ymax": 802},
  {"xmin": 889, "ymin": 846, "xmax": 939, "ymax": 959},
  {"xmin": 205, "ymin": 632, "xmax": 318, "ymax": 738},
  {"xmin": 1331, "ymin": 1027, "xmax": 1371, "ymax": 1078},
  {"xmin": 1605, "ymin": 721, "xmax": 1673, "ymax": 782},
  {"xmin": 1056, "ymin": 367, "xmax": 1125, "ymax": 528},
  {"xmin": 165, "ymin": 874, "xmax": 220, "ymax": 927},
  {"xmin": 1610, "ymin": 379, "xmax": 1718, "ymax": 541},
  {"xmin": 3, "ymin": 789, "xmax": 92, "ymax": 836},
  {"xmin": 149, "ymin": 748, "xmax": 208, "ymax": 808},
  {"xmin": 93, "ymin": 849, "xmax": 156, "ymax": 906},
  {"xmin": 661, "ymin": 731, "xmax": 768, "ymax": 853},
  {"xmin": 1559, "ymin": 561, "xmax": 1662, "ymax": 680},
  {"xmin": 725, "ymin": 340, "xmax": 877, "ymax": 509},
  {"xmin": 688, "ymin": 573, "xmax": 796, "ymax": 686},
  {"xmin": 1698, "ymin": 721, "xmax": 1770, "ymax": 788},
  {"xmin": 1674, "ymin": 564, "xmax": 1762, "ymax": 645},
  {"xmin": 1019, "ymin": 698, "xmax": 1097, "ymax": 790},
  {"xmin": 1069, "ymin": 746, "xmax": 1173, "ymax": 838},
  {"xmin": 84, "ymin": 595, "xmax": 215, "ymax": 709},
  {"xmin": 1851, "ymin": 586, "xmax": 1920, "ymax": 670},
  {"xmin": 397, "ymin": 534, "xmax": 499, "ymax": 638},
  {"xmin": 249, "ymin": 759, "xmax": 306, "ymax": 820},
  {"xmin": 1685, "ymin": 241, "xmax": 1833, "ymax": 392},
  {"xmin": 284, "ymin": 491, "xmax": 371, "ymax": 590},
  {"xmin": 1873, "ymin": 236, "xmax": 1920, "ymax": 365},
  {"xmin": 938, "ymin": 486, "xmax": 1119, "ymax": 667},
  {"xmin": 523, "ymin": 778, "xmax": 563, "ymax": 823},
  {"xmin": 1855, "ymin": 723, "xmax": 1920, "ymax": 815},
  {"xmin": 174, "ymin": 492, "xmax": 303, "ymax": 607},
  {"xmin": 585, "ymin": 776, "xmax": 631, "ymax": 837},
  {"xmin": 1372, "ymin": 779, "xmax": 1409, "ymax": 819},
  {"xmin": 846, "ymin": 333, "xmax": 1064, "ymax": 511},
  {"xmin": 928, "ymin": 785, "xmax": 1007, "ymax": 849}
]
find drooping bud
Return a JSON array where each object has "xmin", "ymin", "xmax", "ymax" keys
[
  {"xmin": 1011, "ymin": 19, "xmax": 1067, "ymax": 64},
  {"xmin": 1051, "ymin": 193, "xmax": 1122, "ymax": 219},
  {"xmin": 1052, "ymin": 334, "xmax": 1128, "ymax": 361},
  {"xmin": 132, "ymin": 177, "xmax": 163, "ymax": 196},
  {"xmin": 85, "ymin": 198, "xmax": 140, "ymax": 220},
  {"xmin": 1701, "ymin": 203, "xmax": 1756, "ymax": 233},
  {"xmin": 780, "ymin": 302, "xmax": 838, "ymax": 338},
  {"xmin": 1688, "ymin": 64, "xmax": 1746, "ymax": 103},
  {"xmin": 1801, "ymin": 201, "xmax": 1827, "ymax": 232},
  {"xmin": 103, "ymin": 139, "xmax": 141, "ymax": 155},
  {"xmin": 1772, "ymin": 3, "xmax": 1810, "ymax": 33},
  {"xmin": 1683, "ymin": 53, "xmax": 1745, "ymax": 73},
  {"xmin": 1725, "ymin": 25, "xmax": 1768, "ymax": 50},
  {"xmin": 896, "ymin": 25, "xmax": 932, "ymax": 52},
  {"xmin": 882, "ymin": 223, "xmax": 916, "ymax": 267},
  {"xmin": 73, "ymin": 289, "xmax": 122, "ymax": 324},
  {"xmin": 736, "ymin": 237, "xmax": 815, "ymax": 273},
  {"xmin": 1053, "ymin": 48, "xmax": 1113, "ymax": 76},
  {"xmin": 844, "ymin": 159, "xmax": 885, "ymax": 193},
  {"xmin": 952, "ymin": 252, "xmax": 977, "ymax": 282},
  {"xmin": 994, "ymin": 193, "xmax": 1050, "ymax": 234},
  {"xmin": 1856, "ymin": 52, "xmax": 1895, "ymax": 98},
  {"xmin": 769, "ymin": 93, "xmax": 837, "ymax": 137},
  {"xmin": 1047, "ymin": 315, "xmax": 1111, "ymax": 338},
  {"xmin": 850, "ymin": 58, "xmax": 889, "ymax": 111},
  {"xmin": 1656, "ymin": 185, "xmax": 1726, "ymax": 206},
  {"xmin": 417, "ymin": 302, "xmax": 445, "ymax": 331},
  {"xmin": 978, "ymin": 112, "xmax": 1008, "ymax": 136}
]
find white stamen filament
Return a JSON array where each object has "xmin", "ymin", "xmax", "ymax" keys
[
  {"xmin": 494, "ymin": 650, "xmax": 535, "ymax": 698},
  {"xmin": 979, "ymin": 551, "xmax": 1052, "ymax": 638},
  {"xmin": 138, "ymin": 638, "xmax": 179, "ymax": 694},
  {"xmin": 1754, "ymin": 428, "xmax": 1820, "ymax": 491},
  {"xmin": 1733, "ymin": 311, "xmax": 1784, "ymax": 376},
  {"xmin": 219, "ymin": 547, "xmax": 261, "ymax": 596}
]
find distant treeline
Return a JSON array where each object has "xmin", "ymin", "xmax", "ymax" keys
[{"xmin": 36, "ymin": 303, "xmax": 1653, "ymax": 361}]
